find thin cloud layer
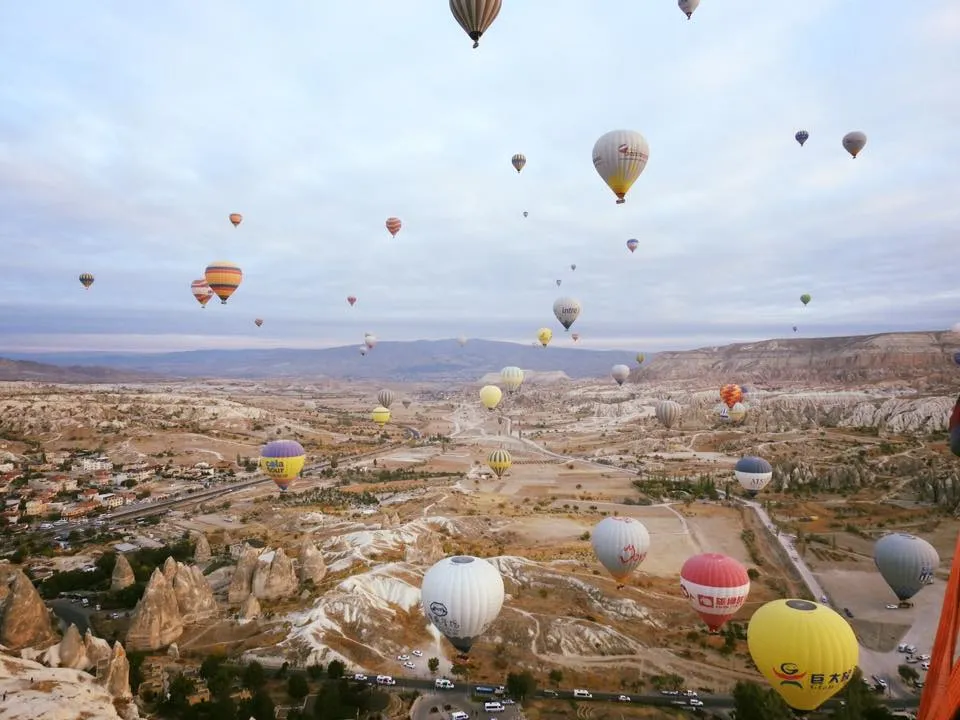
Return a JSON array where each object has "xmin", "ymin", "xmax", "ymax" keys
[{"xmin": 0, "ymin": 1, "xmax": 957, "ymax": 353}]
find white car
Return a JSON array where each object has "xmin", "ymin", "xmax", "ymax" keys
[
  {"xmin": 618, "ymin": 695, "xmax": 631, "ymax": 702},
  {"xmin": 353, "ymin": 673, "xmax": 368, "ymax": 681},
  {"xmin": 411, "ymin": 650, "xmax": 423, "ymax": 657},
  {"xmin": 918, "ymin": 654, "xmax": 930, "ymax": 662},
  {"xmin": 886, "ymin": 604, "xmax": 899, "ymax": 610},
  {"xmin": 922, "ymin": 662, "xmax": 930, "ymax": 671},
  {"xmin": 689, "ymin": 699, "xmax": 704, "ymax": 707},
  {"xmin": 397, "ymin": 654, "xmax": 410, "ymax": 661},
  {"xmin": 402, "ymin": 661, "xmax": 415, "ymax": 670}
]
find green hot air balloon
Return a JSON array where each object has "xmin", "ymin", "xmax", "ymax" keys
[
  {"xmin": 800, "ymin": 294, "xmax": 811, "ymax": 306},
  {"xmin": 873, "ymin": 533, "xmax": 940, "ymax": 604}
]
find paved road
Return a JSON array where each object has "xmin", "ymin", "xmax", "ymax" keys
[{"xmin": 48, "ymin": 598, "xmax": 94, "ymax": 634}]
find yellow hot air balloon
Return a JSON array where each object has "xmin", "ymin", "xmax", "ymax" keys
[
  {"xmin": 258, "ymin": 440, "xmax": 306, "ymax": 493},
  {"xmin": 371, "ymin": 406, "xmax": 391, "ymax": 427},
  {"xmin": 204, "ymin": 261, "xmax": 243, "ymax": 304},
  {"xmin": 537, "ymin": 327, "xmax": 553, "ymax": 347},
  {"xmin": 487, "ymin": 449, "xmax": 512, "ymax": 479},
  {"xmin": 479, "ymin": 385, "xmax": 502, "ymax": 411},
  {"xmin": 500, "ymin": 366, "xmax": 524, "ymax": 392},
  {"xmin": 747, "ymin": 599, "xmax": 858, "ymax": 712},
  {"xmin": 636, "ymin": 353, "xmax": 645, "ymax": 365}
]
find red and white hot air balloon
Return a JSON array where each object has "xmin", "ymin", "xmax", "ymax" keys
[
  {"xmin": 347, "ymin": 296, "xmax": 357, "ymax": 307},
  {"xmin": 385, "ymin": 217, "xmax": 402, "ymax": 238},
  {"xmin": 679, "ymin": 553, "xmax": 750, "ymax": 631}
]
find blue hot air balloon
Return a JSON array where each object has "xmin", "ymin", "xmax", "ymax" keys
[
  {"xmin": 734, "ymin": 456, "xmax": 773, "ymax": 497},
  {"xmin": 626, "ymin": 238, "xmax": 639, "ymax": 253},
  {"xmin": 795, "ymin": 130, "xmax": 809, "ymax": 147}
]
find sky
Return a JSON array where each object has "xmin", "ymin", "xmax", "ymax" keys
[{"xmin": 1, "ymin": 1, "xmax": 958, "ymax": 355}]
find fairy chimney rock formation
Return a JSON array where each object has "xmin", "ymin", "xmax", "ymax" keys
[
  {"xmin": 404, "ymin": 531, "xmax": 444, "ymax": 566},
  {"xmin": 84, "ymin": 629, "xmax": 112, "ymax": 668},
  {"xmin": 193, "ymin": 534, "xmax": 212, "ymax": 563},
  {"xmin": 111, "ymin": 554, "xmax": 135, "ymax": 591},
  {"xmin": 172, "ymin": 562, "xmax": 218, "ymax": 623},
  {"xmin": 299, "ymin": 538, "xmax": 327, "ymax": 586},
  {"xmin": 251, "ymin": 548, "xmax": 297, "ymax": 601},
  {"xmin": 161, "ymin": 556, "xmax": 178, "ymax": 581},
  {"xmin": 125, "ymin": 568, "xmax": 183, "ymax": 651},
  {"xmin": 239, "ymin": 594, "xmax": 261, "ymax": 621},
  {"xmin": 228, "ymin": 545, "xmax": 260, "ymax": 604},
  {"xmin": 58, "ymin": 624, "xmax": 88, "ymax": 669},
  {"xmin": 100, "ymin": 641, "xmax": 133, "ymax": 700},
  {"xmin": 0, "ymin": 566, "xmax": 58, "ymax": 650}
]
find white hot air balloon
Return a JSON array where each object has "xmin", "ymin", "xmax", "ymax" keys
[
  {"xmin": 611, "ymin": 364, "xmax": 630, "ymax": 386},
  {"xmin": 591, "ymin": 516, "xmax": 651, "ymax": 589},
  {"xmin": 592, "ymin": 130, "xmax": 650, "ymax": 204},
  {"xmin": 655, "ymin": 400, "xmax": 682, "ymax": 429},
  {"xmin": 842, "ymin": 131, "xmax": 867, "ymax": 159},
  {"xmin": 500, "ymin": 366, "xmax": 524, "ymax": 393},
  {"xmin": 457, "ymin": 335, "xmax": 468, "ymax": 347},
  {"xmin": 553, "ymin": 296, "xmax": 582, "ymax": 331},
  {"xmin": 734, "ymin": 456, "xmax": 773, "ymax": 496},
  {"xmin": 678, "ymin": 0, "xmax": 700, "ymax": 19},
  {"xmin": 420, "ymin": 555, "xmax": 505, "ymax": 656},
  {"xmin": 364, "ymin": 333, "xmax": 377, "ymax": 350}
]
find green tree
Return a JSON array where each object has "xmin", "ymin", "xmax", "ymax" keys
[
  {"xmin": 242, "ymin": 661, "xmax": 266, "ymax": 691},
  {"xmin": 199, "ymin": 654, "xmax": 225, "ymax": 681},
  {"xmin": 450, "ymin": 663, "xmax": 469, "ymax": 682},
  {"xmin": 548, "ymin": 668, "xmax": 563, "ymax": 688},
  {"xmin": 897, "ymin": 664, "xmax": 919, "ymax": 684},
  {"xmin": 505, "ymin": 670, "xmax": 537, "ymax": 701},
  {"xmin": 731, "ymin": 680, "xmax": 792, "ymax": 720},
  {"xmin": 158, "ymin": 672, "xmax": 196, "ymax": 718},
  {"xmin": 288, "ymin": 673, "xmax": 310, "ymax": 700},
  {"xmin": 307, "ymin": 663, "xmax": 325, "ymax": 680},
  {"xmin": 244, "ymin": 689, "xmax": 275, "ymax": 720},
  {"xmin": 833, "ymin": 669, "xmax": 895, "ymax": 720},
  {"xmin": 327, "ymin": 659, "xmax": 345, "ymax": 679},
  {"xmin": 428, "ymin": 657, "xmax": 440, "ymax": 674}
]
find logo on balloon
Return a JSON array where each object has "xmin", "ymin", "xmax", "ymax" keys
[
  {"xmin": 619, "ymin": 544, "xmax": 644, "ymax": 565},
  {"xmin": 772, "ymin": 662, "xmax": 806, "ymax": 689},
  {"xmin": 616, "ymin": 143, "xmax": 647, "ymax": 160},
  {"xmin": 429, "ymin": 601, "xmax": 449, "ymax": 619}
]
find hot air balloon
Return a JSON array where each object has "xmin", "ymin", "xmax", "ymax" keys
[
  {"xmin": 734, "ymin": 456, "xmax": 773, "ymax": 496},
  {"xmin": 952, "ymin": 426, "xmax": 960, "ymax": 457},
  {"xmin": 571, "ymin": 333, "xmax": 580, "ymax": 344},
  {"xmin": 626, "ymin": 239, "xmax": 639, "ymax": 253},
  {"xmin": 655, "ymin": 400, "xmax": 682, "ymax": 429},
  {"xmin": 500, "ymin": 366, "xmax": 524, "ymax": 393},
  {"xmin": 793, "ymin": 326, "xmax": 798, "ymax": 333},
  {"xmin": 228, "ymin": 213, "xmax": 243, "ymax": 227},
  {"xmin": 258, "ymin": 440, "xmax": 306, "ymax": 493},
  {"xmin": 487, "ymin": 449, "xmax": 512, "ymax": 478},
  {"xmin": 371, "ymin": 406, "xmax": 391, "ymax": 427},
  {"xmin": 364, "ymin": 333, "xmax": 377, "ymax": 350},
  {"xmin": 954, "ymin": 351, "xmax": 960, "ymax": 366},
  {"xmin": 347, "ymin": 296, "xmax": 357, "ymax": 307},
  {"xmin": 611, "ymin": 364, "xmax": 630, "ymax": 386},
  {"xmin": 448, "ymin": 0, "xmax": 502, "ymax": 49},
  {"xmin": 728, "ymin": 403, "xmax": 746, "ymax": 424},
  {"xmin": 800, "ymin": 293, "xmax": 811, "ymax": 306},
  {"xmin": 377, "ymin": 389, "xmax": 396, "ymax": 409},
  {"xmin": 592, "ymin": 130, "xmax": 649, "ymax": 204},
  {"xmin": 511, "ymin": 153, "xmax": 526, "ymax": 173},
  {"xmin": 457, "ymin": 335, "xmax": 468, "ymax": 347},
  {"xmin": 385, "ymin": 217, "xmax": 402, "ymax": 238},
  {"xmin": 553, "ymin": 297, "xmax": 581, "ymax": 331},
  {"xmin": 522, "ymin": 211, "xmax": 528, "ymax": 218},
  {"xmin": 402, "ymin": 399, "xmax": 412, "ymax": 409},
  {"xmin": 537, "ymin": 328, "xmax": 553, "ymax": 347},
  {"xmin": 636, "ymin": 353, "xmax": 645, "ymax": 365},
  {"xmin": 747, "ymin": 599, "xmax": 858, "ymax": 712},
  {"xmin": 873, "ymin": 533, "xmax": 940, "ymax": 604},
  {"xmin": 842, "ymin": 131, "xmax": 867, "ymax": 159},
  {"xmin": 570, "ymin": 264, "xmax": 576, "ymax": 271},
  {"xmin": 421, "ymin": 556, "xmax": 504, "ymax": 657},
  {"xmin": 717, "ymin": 405, "xmax": 730, "ymax": 422},
  {"xmin": 556, "ymin": 279, "xmax": 562, "ymax": 287},
  {"xmin": 359, "ymin": 346, "xmax": 368, "ymax": 356},
  {"xmin": 680, "ymin": 553, "xmax": 750, "ymax": 631},
  {"xmin": 591, "ymin": 516, "xmax": 650, "ymax": 589},
  {"xmin": 79, "ymin": 273, "xmax": 95, "ymax": 289},
  {"xmin": 479, "ymin": 385, "xmax": 503, "ymax": 410},
  {"xmin": 191, "ymin": 279, "xmax": 214, "ymax": 308},
  {"xmin": 719, "ymin": 384, "xmax": 742, "ymax": 408},
  {"xmin": 678, "ymin": 0, "xmax": 700, "ymax": 19},
  {"xmin": 204, "ymin": 261, "xmax": 243, "ymax": 304},
  {"xmin": 795, "ymin": 130, "xmax": 809, "ymax": 147},
  {"xmin": 254, "ymin": 318, "xmax": 263, "ymax": 328}
]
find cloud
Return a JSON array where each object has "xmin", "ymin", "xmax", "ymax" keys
[{"xmin": 0, "ymin": 1, "xmax": 957, "ymax": 354}]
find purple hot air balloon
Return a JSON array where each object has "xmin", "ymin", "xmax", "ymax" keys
[
  {"xmin": 258, "ymin": 440, "xmax": 306, "ymax": 492},
  {"xmin": 626, "ymin": 238, "xmax": 639, "ymax": 253}
]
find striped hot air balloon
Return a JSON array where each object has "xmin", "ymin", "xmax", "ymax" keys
[
  {"xmin": 79, "ymin": 273, "xmax": 95, "ymax": 289},
  {"xmin": 449, "ymin": 0, "xmax": 502, "ymax": 49},
  {"xmin": 511, "ymin": 153, "xmax": 526, "ymax": 173},
  {"xmin": 385, "ymin": 217, "xmax": 402, "ymax": 237},
  {"xmin": 191, "ymin": 279, "xmax": 214, "ymax": 308},
  {"xmin": 204, "ymin": 261, "xmax": 243, "ymax": 304},
  {"xmin": 487, "ymin": 449, "xmax": 512, "ymax": 478}
]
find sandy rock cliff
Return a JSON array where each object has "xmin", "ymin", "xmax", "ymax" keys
[
  {"xmin": 126, "ymin": 568, "xmax": 183, "ymax": 652},
  {"xmin": 193, "ymin": 534, "xmax": 212, "ymax": 563},
  {"xmin": 251, "ymin": 548, "xmax": 298, "ymax": 601},
  {"xmin": 0, "ymin": 567, "xmax": 57, "ymax": 651},
  {"xmin": 111, "ymin": 554, "xmax": 135, "ymax": 591},
  {"xmin": 299, "ymin": 538, "xmax": 327, "ymax": 586}
]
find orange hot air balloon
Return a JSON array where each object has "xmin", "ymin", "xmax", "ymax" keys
[
  {"xmin": 347, "ymin": 296, "xmax": 357, "ymax": 306},
  {"xmin": 204, "ymin": 261, "xmax": 243, "ymax": 304},
  {"xmin": 254, "ymin": 318, "xmax": 263, "ymax": 327},
  {"xmin": 229, "ymin": 213, "xmax": 243, "ymax": 227},
  {"xmin": 191, "ymin": 279, "xmax": 214, "ymax": 308},
  {"xmin": 720, "ymin": 384, "xmax": 743, "ymax": 409},
  {"xmin": 385, "ymin": 217, "xmax": 402, "ymax": 237}
]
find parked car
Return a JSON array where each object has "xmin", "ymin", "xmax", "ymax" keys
[{"xmin": 618, "ymin": 695, "xmax": 632, "ymax": 702}]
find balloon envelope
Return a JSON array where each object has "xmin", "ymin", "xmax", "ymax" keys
[
  {"xmin": 487, "ymin": 449, "xmax": 512, "ymax": 478},
  {"xmin": 842, "ymin": 131, "xmax": 867, "ymax": 158},
  {"xmin": 734, "ymin": 456, "xmax": 773, "ymax": 495},
  {"xmin": 873, "ymin": 533, "xmax": 940, "ymax": 602},
  {"xmin": 500, "ymin": 366, "xmax": 524, "ymax": 392},
  {"xmin": 448, "ymin": 0, "xmax": 502, "ymax": 49},
  {"xmin": 371, "ymin": 406, "xmax": 391, "ymax": 426},
  {"xmin": 385, "ymin": 217, "xmax": 402, "ymax": 237},
  {"xmin": 191, "ymin": 280, "xmax": 214, "ymax": 307},
  {"xmin": 421, "ymin": 555, "xmax": 505, "ymax": 653},
  {"xmin": 591, "ymin": 516, "xmax": 650, "ymax": 583},
  {"xmin": 204, "ymin": 261, "xmax": 243, "ymax": 304},
  {"xmin": 720, "ymin": 384, "xmax": 743, "ymax": 408},
  {"xmin": 79, "ymin": 273, "xmax": 95, "ymax": 289},
  {"xmin": 228, "ymin": 213, "xmax": 243, "ymax": 227},
  {"xmin": 800, "ymin": 294, "xmax": 812, "ymax": 306},
  {"xmin": 592, "ymin": 130, "xmax": 649, "ymax": 204},
  {"xmin": 553, "ymin": 297, "xmax": 582, "ymax": 331},
  {"xmin": 655, "ymin": 400, "xmax": 682, "ymax": 429},
  {"xmin": 611, "ymin": 364, "xmax": 630, "ymax": 386},
  {"xmin": 626, "ymin": 239, "xmax": 639, "ymax": 253},
  {"xmin": 511, "ymin": 153, "xmax": 526, "ymax": 173},
  {"xmin": 680, "ymin": 553, "xmax": 750, "ymax": 631},
  {"xmin": 795, "ymin": 130, "xmax": 809, "ymax": 147},
  {"xmin": 537, "ymin": 328, "xmax": 553, "ymax": 347},
  {"xmin": 479, "ymin": 385, "xmax": 502, "ymax": 410},
  {"xmin": 377, "ymin": 389, "xmax": 396, "ymax": 408},
  {"xmin": 259, "ymin": 440, "xmax": 306, "ymax": 492},
  {"xmin": 747, "ymin": 599, "xmax": 858, "ymax": 711},
  {"xmin": 678, "ymin": 0, "xmax": 700, "ymax": 18}
]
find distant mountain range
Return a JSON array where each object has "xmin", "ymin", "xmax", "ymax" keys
[{"xmin": 1, "ymin": 339, "xmax": 642, "ymax": 382}]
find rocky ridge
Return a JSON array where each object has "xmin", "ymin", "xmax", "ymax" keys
[{"xmin": 126, "ymin": 560, "xmax": 217, "ymax": 652}]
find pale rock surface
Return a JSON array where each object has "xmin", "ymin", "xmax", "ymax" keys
[
  {"xmin": 239, "ymin": 595, "xmax": 261, "ymax": 622},
  {"xmin": 193, "ymin": 534, "xmax": 212, "ymax": 563},
  {"xmin": 100, "ymin": 641, "xmax": 132, "ymax": 700},
  {"xmin": 84, "ymin": 630, "xmax": 112, "ymax": 668},
  {"xmin": 111, "ymin": 554, "xmax": 135, "ymax": 591},
  {"xmin": 299, "ymin": 538, "xmax": 327, "ymax": 586},
  {"xmin": 403, "ymin": 530, "xmax": 444, "ymax": 566},
  {"xmin": 161, "ymin": 556, "xmax": 177, "ymax": 581},
  {"xmin": 167, "ymin": 642, "xmax": 179, "ymax": 659},
  {"xmin": 56, "ymin": 624, "xmax": 87, "ymax": 670},
  {"xmin": 0, "ymin": 567, "xmax": 57, "ymax": 651},
  {"xmin": 228, "ymin": 545, "xmax": 260, "ymax": 604},
  {"xmin": 172, "ymin": 562, "xmax": 218, "ymax": 623},
  {"xmin": 125, "ymin": 568, "xmax": 183, "ymax": 651},
  {"xmin": 251, "ymin": 548, "xmax": 297, "ymax": 601}
]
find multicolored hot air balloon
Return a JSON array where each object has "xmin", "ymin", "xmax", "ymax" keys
[
  {"xmin": 254, "ymin": 318, "xmax": 263, "ymax": 328},
  {"xmin": 511, "ymin": 153, "xmax": 526, "ymax": 173},
  {"xmin": 347, "ymin": 296, "xmax": 357, "ymax": 306},
  {"xmin": 385, "ymin": 217, "xmax": 402, "ymax": 237},
  {"xmin": 719, "ymin": 384, "xmax": 742, "ymax": 408},
  {"xmin": 873, "ymin": 533, "xmax": 940, "ymax": 604},
  {"xmin": 537, "ymin": 328, "xmax": 553, "ymax": 347},
  {"xmin": 448, "ymin": 0, "xmax": 502, "ymax": 49},
  {"xmin": 800, "ymin": 293, "xmax": 811, "ymax": 306},
  {"xmin": 592, "ymin": 130, "xmax": 649, "ymax": 204},
  {"xmin": 487, "ymin": 449, "xmax": 512, "ymax": 478},
  {"xmin": 734, "ymin": 456, "xmax": 773, "ymax": 496},
  {"xmin": 795, "ymin": 130, "xmax": 809, "ymax": 147},
  {"xmin": 500, "ymin": 366, "xmax": 524, "ymax": 392},
  {"xmin": 371, "ymin": 406, "xmax": 391, "ymax": 427},
  {"xmin": 553, "ymin": 296, "xmax": 581, "ymax": 331},
  {"xmin": 377, "ymin": 389, "xmax": 396, "ymax": 409},
  {"xmin": 678, "ymin": 0, "xmax": 700, "ymax": 19},
  {"xmin": 728, "ymin": 403, "xmax": 746, "ymax": 423},
  {"xmin": 479, "ymin": 384, "xmax": 502, "ymax": 410},
  {"xmin": 229, "ymin": 213, "xmax": 243, "ymax": 227},
  {"xmin": 747, "ymin": 599, "xmax": 858, "ymax": 712},
  {"xmin": 421, "ymin": 556, "xmax": 504, "ymax": 657},
  {"xmin": 204, "ymin": 261, "xmax": 243, "ymax": 304},
  {"xmin": 79, "ymin": 273, "xmax": 95, "ymax": 289},
  {"xmin": 591, "ymin": 516, "xmax": 650, "ymax": 589},
  {"xmin": 191, "ymin": 279, "xmax": 214, "ymax": 308},
  {"xmin": 656, "ymin": 400, "xmax": 682, "ymax": 429},
  {"xmin": 680, "ymin": 553, "xmax": 750, "ymax": 631},
  {"xmin": 611, "ymin": 364, "xmax": 630, "ymax": 386},
  {"xmin": 258, "ymin": 440, "xmax": 306, "ymax": 493},
  {"xmin": 842, "ymin": 131, "xmax": 867, "ymax": 159},
  {"xmin": 626, "ymin": 238, "xmax": 639, "ymax": 253}
]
